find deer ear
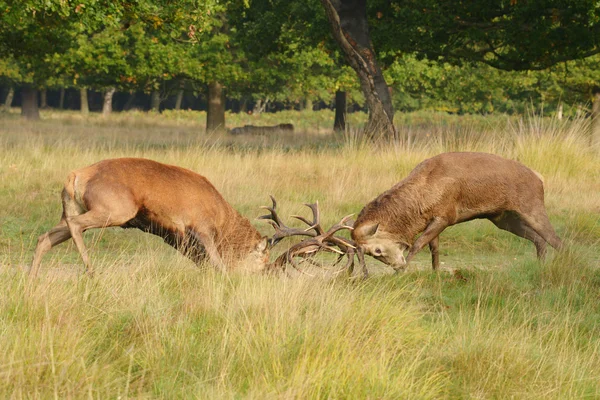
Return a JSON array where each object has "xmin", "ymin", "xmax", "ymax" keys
[
  {"xmin": 366, "ymin": 223, "xmax": 379, "ymax": 236},
  {"xmin": 356, "ymin": 222, "xmax": 379, "ymax": 238},
  {"xmin": 256, "ymin": 237, "xmax": 269, "ymax": 252}
]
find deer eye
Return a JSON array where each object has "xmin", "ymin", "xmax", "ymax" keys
[{"xmin": 373, "ymin": 247, "xmax": 382, "ymax": 256}]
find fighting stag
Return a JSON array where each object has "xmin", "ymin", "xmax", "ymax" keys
[
  {"xmin": 31, "ymin": 158, "xmax": 269, "ymax": 277},
  {"xmin": 259, "ymin": 196, "xmax": 366, "ymax": 277},
  {"xmin": 352, "ymin": 152, "xmax": 564, "ymax": 271}
]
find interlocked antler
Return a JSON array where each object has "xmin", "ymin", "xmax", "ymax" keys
[
  {"xmin": 258, "ymin": 195, "xmax": 317, "ymax": 247},
  {"xmin": 259, "ymin": 196, "xmax": 358, "ymax": 275}
]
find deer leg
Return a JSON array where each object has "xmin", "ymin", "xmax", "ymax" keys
[
  {"xmin": 491, "ymin": 212, "xmax": 548, "ymax": 259},
  {"xmin": 186, "ymin": 230, "xmax": 226, "ymax": 273},
  {"xmin": 357, "ymin": 247, "xmax": 368, "ymax": 279},
  {"xmin": 204, "ymin": 241, "xmax": 226, "ymax": 273},
  {"xmin": 65, "ymin": 209, "xmax": 135, "ymax": 276},
  {"xmin": 172, "ymin": 229, "xmax": 205, "ymax": 266},
  {"xmin": 30, "ymin": 219, "xmax": 72, "ymax": 278},
  {"xmin": 406, "ymin": 217, "xmax": 448, "ymax": 266},
  {"xmin": 519, "ymin": 210, "xmax": 563, "ymax": 252},
  {"xmin": 429, "ymin": 236, "xmax": 440, "ymax": 270}
]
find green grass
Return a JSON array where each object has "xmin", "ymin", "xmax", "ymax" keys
[{"xmin": 0, "ymin": 109, "xmax": 599, "ymax": 398}]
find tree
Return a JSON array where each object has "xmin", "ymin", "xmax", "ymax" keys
[
  {"xmin": 187, "ymin": 3, "xmax": 244, "ymax": 132},
  {"xmin": 229, "ymin": 0, "xmax": 363, "ymax": 129},
  {"xmin": 0, "ymin": 1, "xmax": 125, "ymax": 119},
  {"xmin": 207, "ymin": 81, "xmax": 225, "ymax": 131},
  {"xmin": 1, "ymin": 1, "xmax": 215, "ymax": 118},
  {"xmin": 333, "ymin": 90, "xmax": 347, "ymax": 131},
  {"xmin": 51, "ymin": 23, "xmax": 131, "ymax": 115},
  {"xmin": 0, "ymin": 56, "xmax": 22, "ymax": 113},
  {"xmin": 320, "ymin": 0, "xmax": 397, "ymax": 139},
  {"xmin": 371, "ymin": 0, "xmax": 600, "ymax": 72},
  {"xmin": 534, "ymin": 56, "xmax": 600, "ymax": 145},
  {"xmin": 360, "ymin": 0, "xmax": 599, "ymax": 139},
  {"xmin": 384, "ymin": 54, "xmax": 542, "ymax": 114}
]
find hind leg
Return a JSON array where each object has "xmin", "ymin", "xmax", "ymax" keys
[
  {"xmin": 491, "ymin": 211, "xmax": 548, "ymax": 259},
  {"xmin": 30, "ymin": 219, "xmax": 72, "ymax": 278},
  {"xmin": 66, "ymin": 208, "xmax": 136, "ymax": 276},
  {"xmin": 520, "ymin": 213, "xmax": 563, "ymax": 251},
  {"xmin": 65, "ymin": 183, "xmax": 138, "ymax": 275}
]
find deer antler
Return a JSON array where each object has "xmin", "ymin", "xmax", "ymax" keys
[
  {"xmin": 258, "ymin": 195, "xmax": 316, "ymax": 247},
  {"xmin": 290, "ymin": 202, "xmax": 325, "ymax": 236},
  {"xmin": 261, "ymin": 196, "xmax": 358, "ymax": 275}
]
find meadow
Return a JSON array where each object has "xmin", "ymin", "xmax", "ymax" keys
[{"xmin": 0, "ymin": 109, "xmax": 599, "ymax": 398}]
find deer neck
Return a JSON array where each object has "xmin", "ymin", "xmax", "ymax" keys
[
  {"xmin": 359, "ymin": 181, "xmax": 432, "ymax": 245},
  {"xmin": 214, "ymin": 211, "xmax": 262, "ymax": 261}
]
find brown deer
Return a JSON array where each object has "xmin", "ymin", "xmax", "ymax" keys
[
  {"xmin": 350, "ymin": 152, "xmax": 564, "ymax": 273},
  {"xmin": 31, "ymin": 158, "xmax": 269, "ymax": 276},
  {"xmin": 229, "ymin": 123, "xmax": 294, "ymax": 135}
]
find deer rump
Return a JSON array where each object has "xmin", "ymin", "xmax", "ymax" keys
[{"xmin": 351, "ymin": 152, "xmax": 564, "ymax": 271}]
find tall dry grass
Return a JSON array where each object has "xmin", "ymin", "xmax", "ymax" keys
[{"xmin": 0, "ymin": 110, "xmax": 599, "ymax": 398}]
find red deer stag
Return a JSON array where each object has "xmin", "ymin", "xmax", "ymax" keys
[
  {"xmin": 31, "ymin": 158, "xmax": 269, "ymax": 276},
  {"xmin": 351, "ymin": 152, "xmax": 563, "ymax": 272}
]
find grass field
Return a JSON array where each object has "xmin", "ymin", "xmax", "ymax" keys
[{"xmin": 0, "ymin": 109, "xmax": 599, "ymax": 398}]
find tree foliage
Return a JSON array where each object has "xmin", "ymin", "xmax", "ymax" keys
[
  {"xmin": 370, "ymin": 0, "xmax": 600, "ymax": 71},
  {"xmin": 1, "ymin": 0, "xmax": 599, "ymax": 123}
]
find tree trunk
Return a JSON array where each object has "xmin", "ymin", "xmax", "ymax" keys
[
  {"xmin": 150, "ymin": 90, "xmax": 160, "ymax": 112},
  {"xmin": 253, "ymin": 99, "xmax": 263, "ymax": 115},
  {"xmin": 320, "ymin": 0, "xmax": 397, "ymax": 140},
  {"xmin": 80, "ymin": 88, "xmax": 89, "ymax": 115},
  {"xmin": 240, "ymin": 98, "xmax": 248, "ymax": 113},
  {"xmin": 175, "ymin": 89, "xmax": 184, "ymax": 110},
  {"xmin": 305, "ymin": 98, "xmax": 313, "ymax": 111},
  {"xmin": 557, "ymin": 102, "xmax": 563, "ymax": 120},
  {"xmin": 40, "ymin": 89, "xmax": 48, "ymax": 109},
  {"xmin": 333, "ymin": 90, "xmax": 347, "ymax": 132},
  {"xmin": 59, "ymin": 87, "xmax": 65, "ymax": 109},
  {"xmin": 103, "ymin": 87, "xmax": 116, "ymax": 116},
  {"xmin": 592, "ymin": 89, "xmax": 600, "ymax": 148},
  {"xmin": 206, "ymin": 81, "xmax": 226, "ymax": 132},
  {"xmin": 21, "ymin": 87, "xmax": 40, "ymax": 120},
  {"xmin": 124, "ymin": 92, "xmax": 136, "ymax": 110},
  {"xmin": 2, "ymin": 86, "xmax": 14, "ymax": 112}
]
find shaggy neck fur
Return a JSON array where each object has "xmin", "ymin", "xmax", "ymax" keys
[
  {"xmin": 214, "ymin": 211, "xmax": 262, "ymax": 262},
  {"xmin": 355, "ymin": 162, "xmax": 441, "ymax": 245}
]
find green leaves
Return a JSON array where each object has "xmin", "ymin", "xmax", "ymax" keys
[
  {"xmin": 1, "ymin": 0, "xmax": 598, "ymax": 113},
  {"xmin": 0, "ymin": 0, "xmax": 225, "ymax": 90},
  {"xmin": 371, "ymin": 0, "xmax": 600, "ymax": 71}
]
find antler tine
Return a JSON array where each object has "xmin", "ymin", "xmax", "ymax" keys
[
  {"xmin": 290, "ymin": 215, "xmax": 313, "ymax": 229},
  {"xmin": 259, "ymin": 196, "xmax": 317, "ymax": 247},
  {"xmin": 323, "ymin": 214, "xmax": 355, "ymax": 236},
  {"xmin": 257, "ymin": 195, "xmax": 283, "ymax": 225},
  {"xmin": 291, "ymin": 201, "xmax": 325, "ymax": 235},
  {"xmin": 307, "ymin": 213, "xmax": 356, "ymax": 251}
]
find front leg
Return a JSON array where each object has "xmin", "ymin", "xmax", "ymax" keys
[
  {"xmin": 186, "ymin": 229, "xmax": 227, "ymax": 273},
  {"xmin": 204, "ymin": 239, "xmax": 227, "ymax": 273},
  {"xmin": 357, "ymin": 248, "xmax": 368, "ymax": 279},
  {"xmin": 406, "ymin": 217, "xmax": 448, "ymax": 266},
  {"xmin": 429, "ymin": 236, "xmax": 440, "ymax": 270}
]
